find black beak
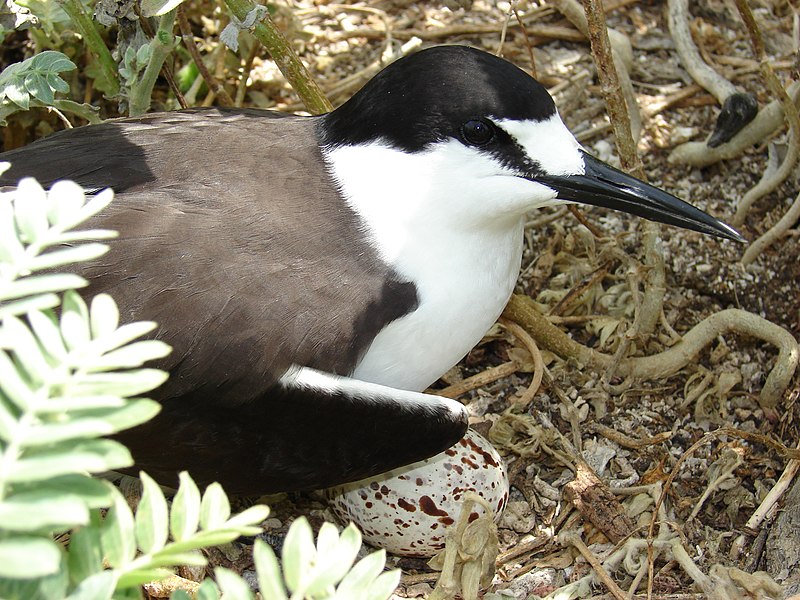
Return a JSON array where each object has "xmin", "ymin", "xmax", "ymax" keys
[{"xmin": 538, "ymin": 150, "xmax": 744, "ymax": 242}]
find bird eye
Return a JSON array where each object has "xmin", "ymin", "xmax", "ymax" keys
[{"xmin": 461, "ymin": 119, "xmax": 494, "ymax": 146}]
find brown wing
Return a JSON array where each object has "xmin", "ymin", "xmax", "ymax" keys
[{"xmin": 0, "ymin": 109, "xmax": 468, "ymax": 492}]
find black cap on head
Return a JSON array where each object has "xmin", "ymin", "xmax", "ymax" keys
[{"xmin": 320, "ymin": 45, "xmax": 557, "ymax": 152}]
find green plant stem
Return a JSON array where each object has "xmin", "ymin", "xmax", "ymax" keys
[
  {"xmin": 222, "ymin": 0, "xmax": 332, "ymax": 114},
  {"xmin": 55, "ymin": 0, "xmax": 120, "ymax": 97},
  {"xmin": 128, "ymin": 10, "xmax": 177, "ymax": 116}
]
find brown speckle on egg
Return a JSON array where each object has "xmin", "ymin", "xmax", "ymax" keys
[{"xmin": 397, "ymin": 498, "xmax": 416, "ymax": 512}]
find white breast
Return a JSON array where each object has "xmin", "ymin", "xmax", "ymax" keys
[
  {"xmin": 353, "ymin": 220, "xmax": 524, "ymax": 391},
  {"xmin": 323, "ymin": 138, "xmax": 557, "ymax": 391}
]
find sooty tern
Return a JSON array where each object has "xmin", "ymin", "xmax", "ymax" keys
[{"xmin": 0, "ymin": 45, "xmax": 743, "ymax": 494}]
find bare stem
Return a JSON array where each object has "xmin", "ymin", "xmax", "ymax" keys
[
  {"xmin": 177, "ymin": 5, "xmax": 234, "ymax": 107},
  {"xmin": 222, "ymin": 0, "xmax": 332, "ymax": 114}
]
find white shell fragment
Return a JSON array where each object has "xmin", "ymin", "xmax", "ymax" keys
[{"xmin": 326, "ymin": 428, "xmax": 509, "ymax": 557}]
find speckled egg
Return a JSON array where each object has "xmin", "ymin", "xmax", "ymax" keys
[{"xmin": 325, "ymin": 428, "xmax": 509, "ymax": 557}]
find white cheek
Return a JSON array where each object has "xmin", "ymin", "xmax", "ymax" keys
[
  {"xmin": 323, "ymin": 139, "xmax": 563, "ymax": 246},
  {"xmin": 496, "ymin": 113, "xmax": 584, "ymax": 176}
]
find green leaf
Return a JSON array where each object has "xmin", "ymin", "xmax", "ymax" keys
[
  {"xmin": 2, "ymin": 314, "xmax": 51, "ymax": 384},
  {"xmin": 48, "ymin": 229, "xmax": 117, "ymax": 244},
  {"xmin": 0, "ymin": 195, "xmax": 24, "ymax": 261},
  {"xmin": 115, "ymin": 567, "xmax": 174, "ymax": 589},
  {"xmin": 0, "ymin": 553, "xmax": 68, "ymax": 599},
  {"xmin": 365, "ymin": 569, "xmax": 401, "ymax": 600},
  {"xmin": 22, "ymin": 417, "xmax": 115, "ymax": 447},
  {"xmin": 101, "ymin": 486, "xmax": 137, "ymax": 569},
  {"xmin": 170, "ymin": 471, "xmax": 201, "ymax": 542},
  {"xmin": 66, "ymin": 569, "xmax": 116, "ymax": 600},
  {"xmin": 195, "ymin": 578, "xmax": 221, "ymax": 600},
  {"xmin": 12, "ymin": 179, "xmax": 48, "ymax": 244},
  {"xmin": 91, "ymin": 321, "xmax": 158, "ymax": 354},
  {"xmin": 0, "ymin": 197, "xmax": 24, "ymax": 263},
  {"xmin": 9, "ymin": 438, "xmax": 133, "ymax": 482},
  {"xmin": 304, "ymin": 523, "xmax": 361, "ymax": 597},
  {"xmin": 0, "ymin": 536, "xmax": 62, "ymax": 578},
  {"xmin": 12, "ymin": 178, "xmax": 46, "ymax": 243},
  {"xmin": 4, "ymin": 79, "xmax": 29, "ymax": 109},
  {"xmin": 68, "ymin": 369, "xmax": 168, "ymax": 397},
  {"xmin": 135, "ymin": 471, "xmax": 169, "ymax": 554},
  {"xmin": 222, "ymin": 504, "xmax": 269, "ymax": 529},
  {"xmin": 81, "ymin": 340, "xmax": 172, "ymax": 371},
  {"xmin": 1, "ymin": 274, "xmax": 86, "ymax": 302},
  {"xmin": 142, "ymin": 549, "xmax": 207, "ymax": 569},
  {"xmin": 0, "ymin": 349, "xmax": 35, "ymax": 411},
  {"xmin": 0, "ymin": 294, "xmax": 61, "ymax": 319},
  {"xmin": 32, "ymin": 399, "xmax": 161, "ymax": 441},
  {"xmin": 60, "ymin": 291, "xmax": 90, "ymax": 351},
  {"xmin": 67, "ymin": 514, "xmax": 105, "ymax": 584},
  {"xmin": 46, "ymin": 180, "xmax": 85, "ymax": 226},
  {"xmin": 199, "ymin": 483, "xmax": 230, "ymax": 530},
  {"xmin": 89, "ymin": 294, "xmax": 119, "ymax": 340},
  {"xmin": 84, "ymin": 398, "xmax": 161, "ymax": 433},
  {"xmin": 25, "ymin": 71, "xmax": 55, "ymax": 104},
  {"xmin": 31, "ymin": 51, "xmax": 76, "ymax": 74},
  {"xmin": 214, "ymin": 567, "xmax": 253, "ymax": 600},
  {"xmin": 0, "ymin": 489, "xmax": 90, "ymax": 531},
  {"xmin": 45, "ymin": 73, "xmax": 69, "ymax": 94},
  {"xmin": 70, "ymin": 189, "xmax": 115, "ymax": 230},
  {"xmin": 158, "ymin": 529, "xmax": 253, "ymax": 554},
  {"xmin": 333, "ymin": 550, "xmax": 387, "ymax": 599},
  {"xmin": 0, "ymin": 395, "xmax": 19, "ymax": 440},
  {"xmin": 254, "ymin": 539, "xmax": 287, "ymax": 600},
  {"xmin": 27, "ymin": 244, "xmax": 109, "ymax": 272},
  {"xmin": 282, "ymin": 517, "xmax": 316, "ymax": 595},
  {"xmin": 13, "ymin": 474, "xmax": 113, "ymax": 509},
  {"xmin": 26, "ymin": 309, "xmax": 67, "ymax": 361},
  {"xmin": 36, "ymin": 394, "xmax": 126, "ymax": 412}
]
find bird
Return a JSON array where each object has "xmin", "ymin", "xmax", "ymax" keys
[{"xmin": 0, "ymin": 45, "xmax": 743, "ymax": 495}]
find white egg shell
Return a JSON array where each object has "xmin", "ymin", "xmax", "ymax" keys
[{"xmin": 325, "ymin": 428, "xmax": 509, "ymax": 557}]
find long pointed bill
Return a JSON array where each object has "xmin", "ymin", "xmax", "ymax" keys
[{"xmin": 538, "ymin": 150, "xmax": 744, "ymax": 242}]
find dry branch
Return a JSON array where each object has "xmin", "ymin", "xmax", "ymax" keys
[{"xmin": 503, "ymin": 294, "xmax": 799, "ymax": 410}]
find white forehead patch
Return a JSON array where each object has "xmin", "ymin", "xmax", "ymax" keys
[{"xmin": 496, "ymin": 113, "xmax": 584, "ymax": 177}]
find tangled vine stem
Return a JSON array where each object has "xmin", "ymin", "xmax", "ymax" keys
[{"xmin": 502, "ymin": 294, "xmax": 799, "ymax": 410}]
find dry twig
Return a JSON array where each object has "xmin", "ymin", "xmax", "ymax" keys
[
  {"xmin": 499, "ymin": 318, "xmax": 545, "ymax": 406},
  {"xmin": 177, "ymin": 5, "xmax": 234, "ymax": 106}
]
